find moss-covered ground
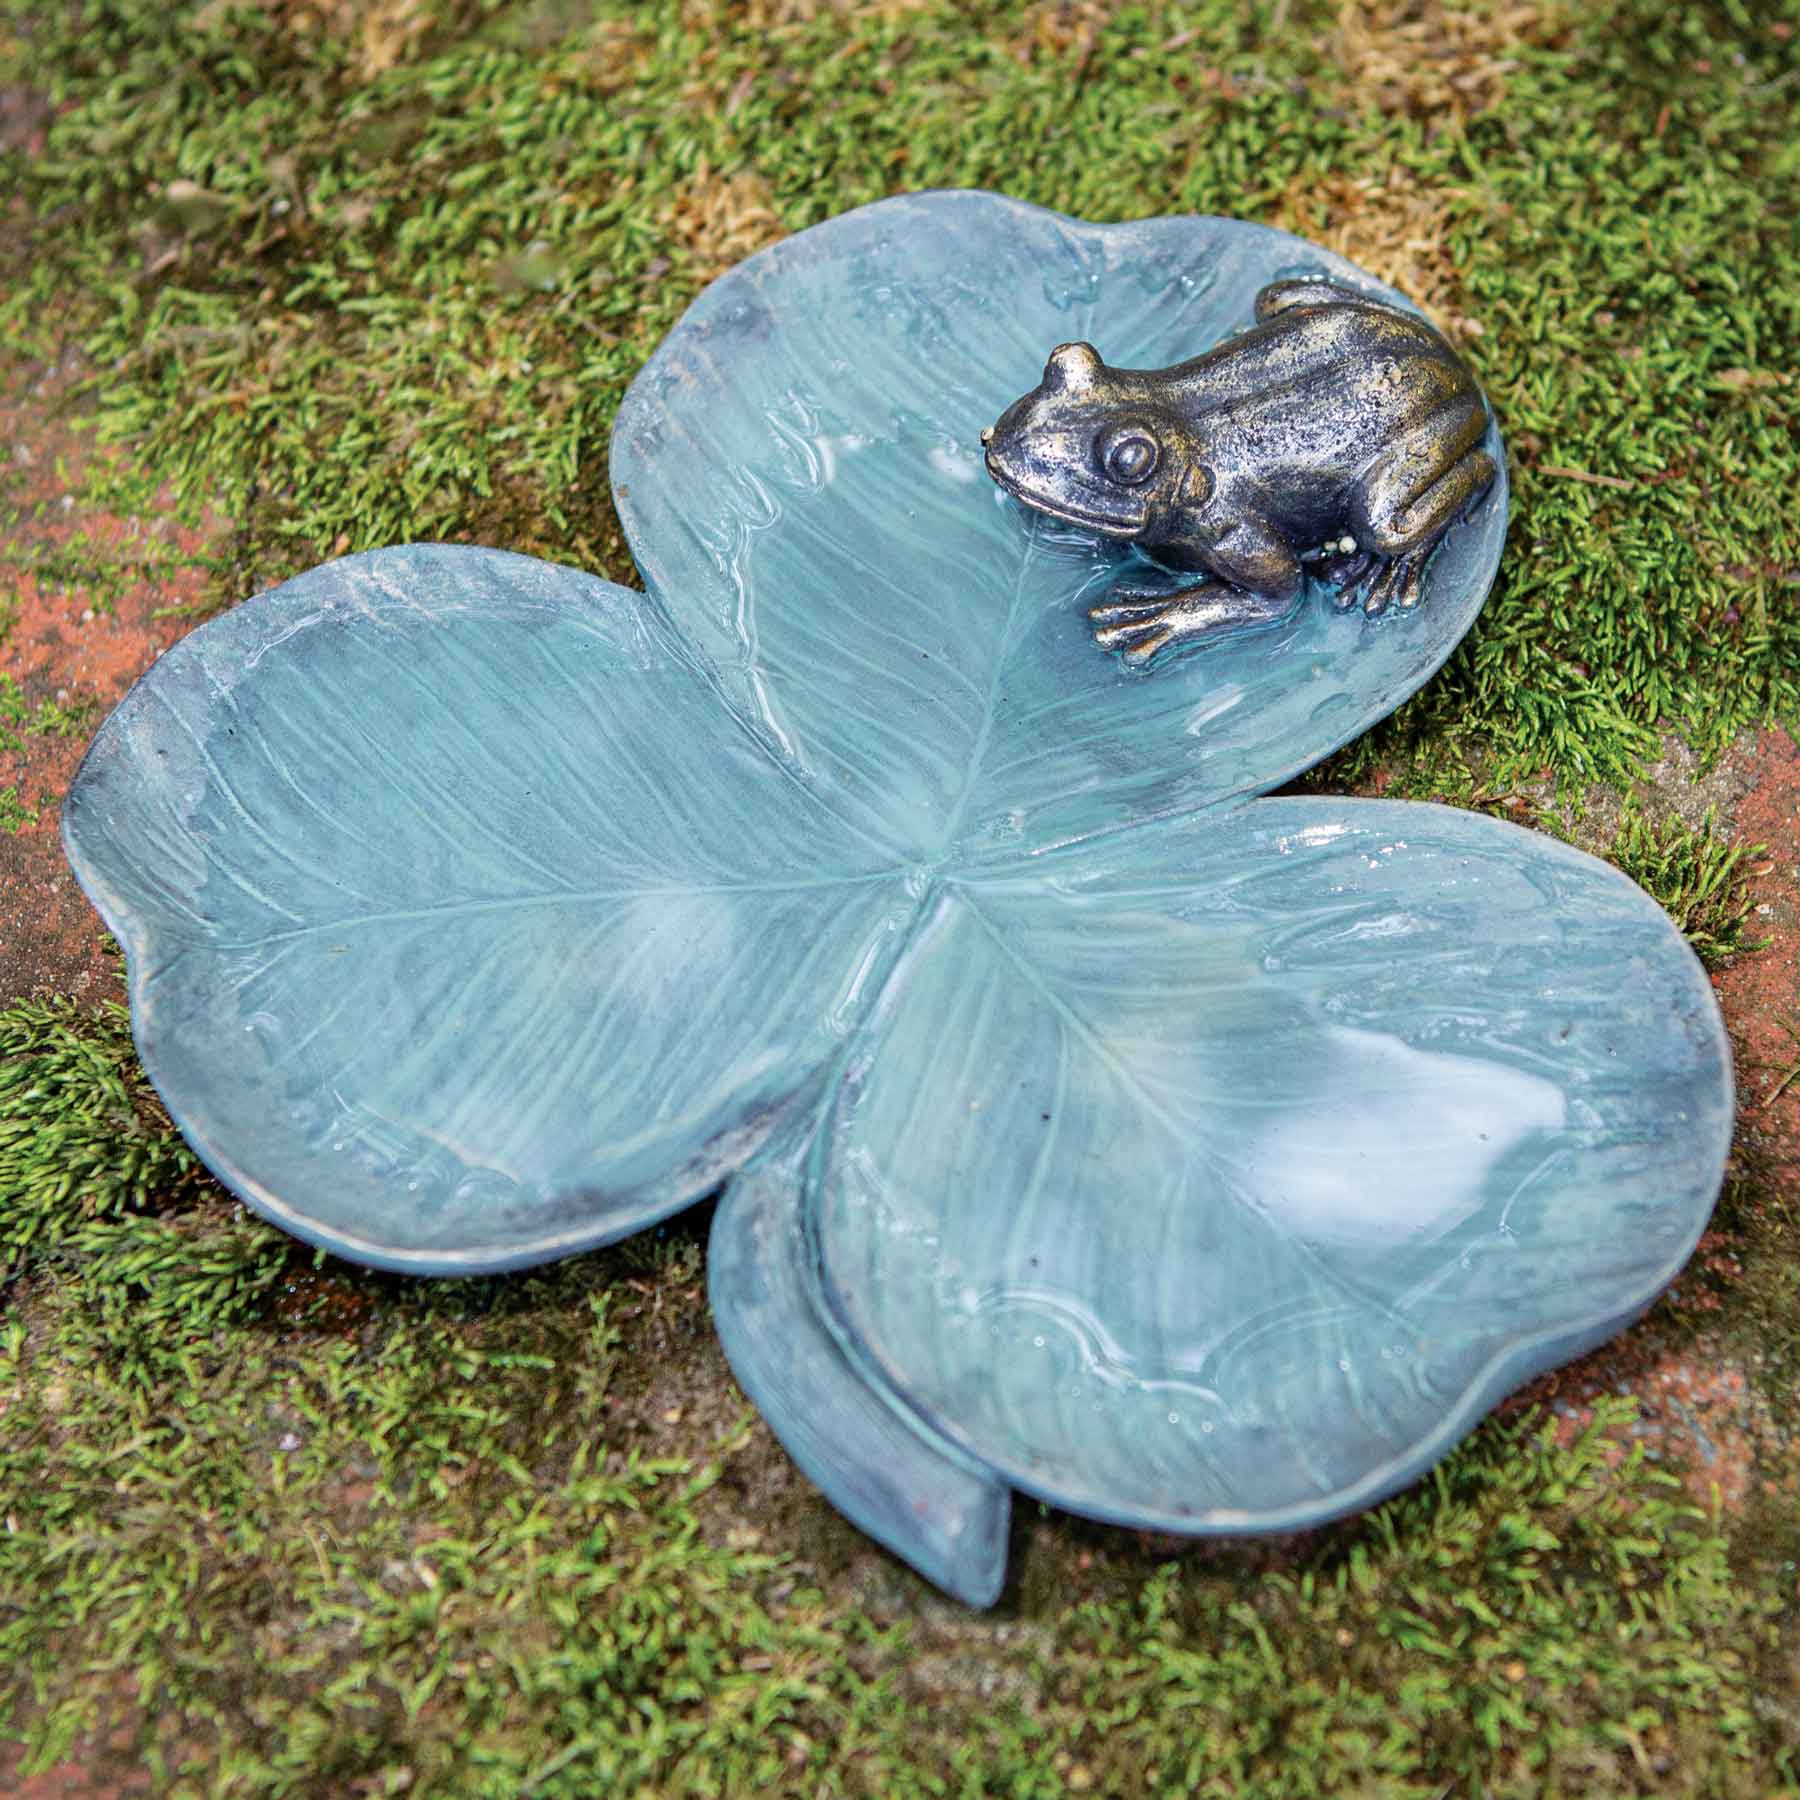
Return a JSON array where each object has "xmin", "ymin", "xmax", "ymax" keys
[{"xmin": 1, "ymin": 0, "xmax": 1797, "ymax": 1792}]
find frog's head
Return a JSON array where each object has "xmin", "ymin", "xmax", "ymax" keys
[{"xmin": 980, "ymin": 343, "xmax": 1200, "ymax": 539}]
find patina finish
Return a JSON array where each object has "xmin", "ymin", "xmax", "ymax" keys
[{"xmin": 981, "ymin": 278, "xmax": 1498, "ymax": 665}]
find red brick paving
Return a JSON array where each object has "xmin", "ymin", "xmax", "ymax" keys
[
  {"xmin": 0, "ymin": 1748, "xmax": 152, "ymax": 1799},
  {"xmin": 0, "ymin": 359, "xmax": 219, "ymax": 1005},
  {"xmin": 1499, "ymin": 1326, "xmax": 1775, "ymax": 1513},
  {"xmin": 1715, "ymin": 728, "xmax": 1800, "ymax": 1201},
  {"xmin": 0, "ymin": 1681, "xmax": 158, "ymax": 1799}
]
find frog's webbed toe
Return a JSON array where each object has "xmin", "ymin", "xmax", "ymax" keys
[
  {"xmin": 1098, "ymin": 621, "xmax": 1180, "ymax": 666},
  {"xmin": 1361, "ymin": 553, "xmax": 1429, "ymax": 616},
  {"xmin": 1316, "ymin": 549, "xmax": 1376, "ymax": 604},
  {"xmin": 1089, "ymin": 589, "xmax": 1187, "ymax": 622},
  {"xmin": 1393, "ymin": 555, "xmax": 1430, "ymax": 610}
]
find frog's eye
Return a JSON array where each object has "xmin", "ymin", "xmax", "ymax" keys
[{"xmin": 1099, "ymin": 429, "xmax": 1159, "ymax": 487}]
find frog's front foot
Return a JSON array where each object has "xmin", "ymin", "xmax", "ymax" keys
[{"xmin": 1090, "ymin": 582, "xmax": 1290, "ymax": 666}]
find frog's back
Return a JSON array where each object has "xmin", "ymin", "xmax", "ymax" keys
[
  {"xmin": 1245, "ymin": 306, "xmax": 1468, "ymax": 438},
  {"xmin": 1162, "ymin": 287, "xmax": 1474, "ymax": 498},
  {"xmin": 1169, "ymin": 288, "xmax": 1461, "ymax": 411}
]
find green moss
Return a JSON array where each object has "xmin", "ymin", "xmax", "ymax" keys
[
  {"xmin": 0, "ymin": 998, "xmax": 206, "ymax": 1276},
  {"xmin": 1604, "ymin": 804, "xmax": 1766, "ymax": 969},
  {"xmin": 1405, "ymin": 0, "xmax": 1800, "ymax": 789},
  {"xmin": 0, "ymin": 997, "xmax": 1791, "ymax": 1794},
  {"xmin": 1053, "ymin": 1414, "xmax": 1778, "ymax": 1798}
]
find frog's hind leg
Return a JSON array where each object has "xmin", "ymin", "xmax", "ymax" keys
[
  {"xmin": 1352, "ymin": 400, "xmax": 1497, "ymax": 615},
  {"xmin": 1362, "ymin": 443, "xmax": 1497, "ymax": 613},
  {"xmin": 1254, "ymin": 278, "xmax": 1386, "ymax": 320}
]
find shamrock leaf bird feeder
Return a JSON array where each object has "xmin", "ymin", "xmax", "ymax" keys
[{"xmin": 62, "ymin": 194, "xmax": 1731, "ymax": 1606}]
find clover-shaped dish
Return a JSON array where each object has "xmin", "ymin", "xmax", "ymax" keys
[{"xmin": 62, "ymin": 193, "xmax": 1732, "ymax": 1606}]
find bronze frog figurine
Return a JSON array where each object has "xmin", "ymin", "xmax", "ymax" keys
[{"xmin": 980, "ymin": 277, "xmax": 1497, "ymax": 666}]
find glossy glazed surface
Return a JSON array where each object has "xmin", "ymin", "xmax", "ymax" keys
[
  {"xmin": 612, "ymin": 194, "xmax": 1508, "ymax": 859},
  {"xmin": 63, "ymin": 546, "xmax": 914, "ymax": 1269},
  {"xmin": 62, "ymin": 194, "xmax": 1730, "ymax": 1605}
]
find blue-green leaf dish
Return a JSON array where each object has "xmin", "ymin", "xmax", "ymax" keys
[{"xmin": 62, "ymin": 193, "xmax": 1731, "ymax": 1606}]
